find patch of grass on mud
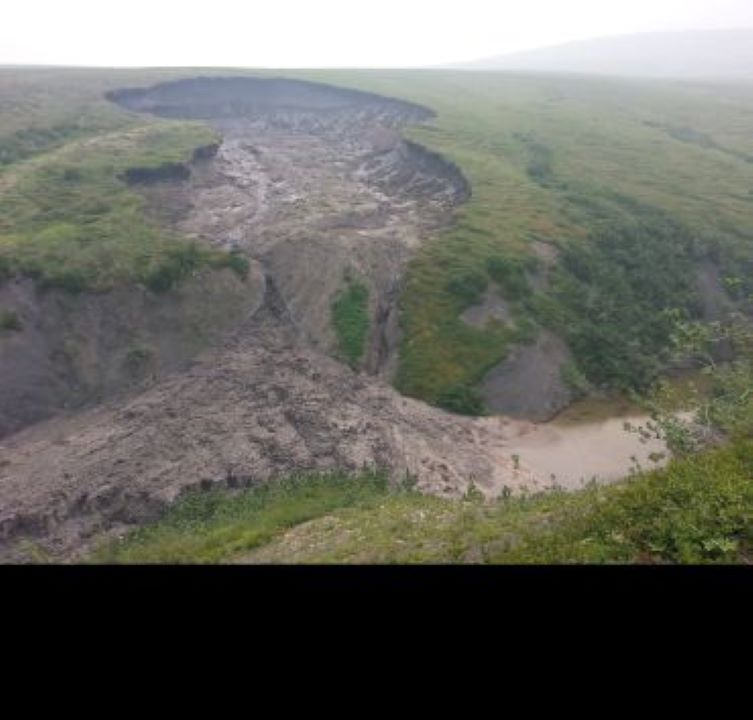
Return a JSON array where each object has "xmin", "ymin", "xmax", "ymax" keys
[
  {"xmin": 90, "ymin": 439, "xmax": 753, "ymax": 564},
  {"xmin": 332, "ymin": 278, "xmax": 369, "ymax": 367},
  {"xmin": 90, "ymin": 471, "xmax": 389, "ymax": 564}
]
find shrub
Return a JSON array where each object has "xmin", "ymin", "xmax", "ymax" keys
[
  {"xmin": 445, "ymin": 270, "xmax": 488, "ymax": 306},
  {"xmin": 123, "ymin": 344, "xmax": 154, "ymax": 377},
  {"xmin": 560, "ymin": 361, "xmax": 590, "ymax": 398},
  {"xmin": 0, "ymin": 309, "xmax": 22, "ymax": 332},
  {"xmin": 437, "ymin": 383, "xmax": 485, "ymax": 415},
  {"xmin": 217, "ymin": 248, "xmax": 250, "ymax": 279},
  {"xmin": 142, "ymin": 242, "xmax": 203, "ymax": 293},
  {"xmin": 485, "ymin": 256, "xmax": 533, "ymax": 300},
  {"xmin": 535, "ymin": 218, "xmax": 700, "ymax": 391}
]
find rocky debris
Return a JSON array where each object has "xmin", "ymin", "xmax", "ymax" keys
[{"xmin": 0, "ymin": 296, "xmax": 539, "ymax": 562}]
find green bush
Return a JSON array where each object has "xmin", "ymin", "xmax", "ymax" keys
[
  {"xmin": 123, "ymin": 344, "xmax": 154, "ymax": 377},
  {"xmin": 219, "ymin": 249, "xmax": 250, "ymax": 279},
  {"xmin": 535, "ymin": 218, "xmax": 701, "ymax": 391},
  {"xmin": 560, "ymin": 362, "xmax": 590, "ymax": 398},
  {"xmin": 445, "ymin": 270, "xmax": 488, "ymax": 306},
  {"xmin": 142, "ymin": 242, "xmax": 203, "ymax": 293},
  {"xmin": 91, "ymin": 470, "xmax": 389, "ymax": 564},
  {"xmin": 437, "ymin": 383, "xmax": 485, "ymax": 415},
  {"xmin": 485, "ymin": 256, "xmax": 533, "ymax": 300},
  {"xmin": 0, "ymin": 309, "xmax": 22, "ymax": 332}
]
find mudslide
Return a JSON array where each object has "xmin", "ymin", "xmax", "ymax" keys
[
  {"xmin": 113, "ymin": 76, "xmax": 470, "ymax": 375},
  {"xmin": 0, "ymin": 77, "xmax": 670, "ymax": 561},
  {"xmin": 0, "ymin": 77, "xmax": 528, "ymax": 562}
]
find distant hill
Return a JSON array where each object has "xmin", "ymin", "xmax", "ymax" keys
[{"xmin": 456, "ymin": 29, "xmax": 753, "ymax": 79}]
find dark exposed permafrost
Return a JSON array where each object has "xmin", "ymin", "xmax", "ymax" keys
[
  {"xmin": 108, "ymin": 76, "xmax": 469, "ymax": 201},
  {"xmin": 107, "ymin": 76, "xmax": 435, "ymax": 123}
]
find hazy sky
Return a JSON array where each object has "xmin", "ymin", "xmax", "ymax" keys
[{"xmin": 3, "ymin": 0, "xmax": 753, "ymax": 68}]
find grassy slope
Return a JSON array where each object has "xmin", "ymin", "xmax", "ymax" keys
[
  {"xmin": 288, "ymin": 71, "xmax": 753, "ymax": 408},
  {"xmin": 92, "ymin": 437, "xmax": 753, "ymax": 565},
  {"xmin": 0, "ymin": 68, "xmax": 247, "ymax": 292}
]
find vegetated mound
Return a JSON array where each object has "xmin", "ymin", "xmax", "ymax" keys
[{"xmin": 0, "ymin": 102, "xmax": 265, "ymax": 436}]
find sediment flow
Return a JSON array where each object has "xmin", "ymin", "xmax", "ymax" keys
[{"xmin": 113, "ymin": 76, "xmax": 470, "ymax": 372}]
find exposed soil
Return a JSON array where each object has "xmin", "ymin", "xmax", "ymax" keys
[
  {"xmin": 118, "ymin": 77, "xmax": 470, "ymax": 373},
  {"xmin": 0, "ymin": 77, "xmax": 527, "ymax": 562},
  {"xmin": 0, "ymin": 267, "xmax": 264, "ymax": 438},
  {"xmin": 0, "ymin": 289, "xmax": 541, "ymax": 562},
  {"xmin": 480, "ymin": 330, "xmax": 575, "ymax": 422}
]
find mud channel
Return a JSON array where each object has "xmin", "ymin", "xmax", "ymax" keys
[
  {"xmin": 0, "ymin": 77, "xmax": 676, "ymax": 561},
  {"xmin": 112, "ymin": 76, "xmax": 470, "ymax": 375}
]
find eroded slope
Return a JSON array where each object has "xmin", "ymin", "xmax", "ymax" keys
[
  {"xmin": 112, "ymin": 76, "xmax": 470, "ymax": 374},
  {"xmin": 0, "ymin": 76, "xmax": 508, "ymax": 560},
  {"xmin": 0, "ymin": 292, "xmax": 539, "ymax": 562}
]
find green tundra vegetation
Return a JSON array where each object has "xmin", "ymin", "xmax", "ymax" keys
[
  {"xmin": 90, "ymin": 285, "xmax": 753, "ymax": 565},
  {"xmin": 292, "ymin": 70, "xmax": 753, "ymax": 412},
  {"xmin": 93, "ymin": 318, "xmax": 753, "ymax": 565},
  {"xmin": 93, "ymin": 437, "xmax": 753, "ymax": 565},
  {"xmin": 3, "ymin": 69, "xmax": 753, "ymax": 397},
  {"xmin": 331, "ymin": 277, "xmax": 370, "ymax": 367},
  {"xmin": 0, "ymin": 69, "xmax": 248, "ymax": 293}
]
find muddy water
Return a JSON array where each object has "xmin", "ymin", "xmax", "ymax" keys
[
  {"xmin": 507, "ymin": 405, "xmax": 665, "ymax": 490},
  {"xmin": 505, "ymin": 373, "xmax": 708, "ymax": 489}
]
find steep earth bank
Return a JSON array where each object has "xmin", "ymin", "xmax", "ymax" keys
[{"xmin": 0, "ymin": 266, "xmax": 264, "ymax": 437}]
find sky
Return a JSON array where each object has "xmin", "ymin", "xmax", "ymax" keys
[{"xmin": 2, "ymin": 0, "xmax": 753, "ymax": 68}]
